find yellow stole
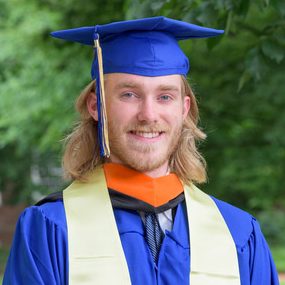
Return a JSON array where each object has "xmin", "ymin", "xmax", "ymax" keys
[{"xmin": 63, "ymin": 166, "xmax": 240, "ymax": 285}]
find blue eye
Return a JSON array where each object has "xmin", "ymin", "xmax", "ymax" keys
[
  {"xmin": 159, "ymin": 95, "xmax": 172, "ymax": 101},
  {"xmin": 122, "ymin": 92, "xmax": 135, "ymax": 98}
]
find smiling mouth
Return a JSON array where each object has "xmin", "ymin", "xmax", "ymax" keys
[{"xmin": 129, "ymin": 131, "xmax": 164, "ymax": 139}]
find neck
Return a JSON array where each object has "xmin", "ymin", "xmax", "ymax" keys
[
  {"xmin": 143, "ymin": 162, "xmax": 170, "ymax": 178},
  {"xmin": 106, "ymin": 158, "xmax": 170, "ymax": 178}
]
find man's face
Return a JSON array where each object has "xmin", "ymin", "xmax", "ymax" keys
[{"xmin": 104, "ymin": 73, "xmax": 190, "ymax": 174}]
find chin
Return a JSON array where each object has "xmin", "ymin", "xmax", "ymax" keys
[{"xmin": 125, "ymin": 151, "xmax": 168, "ymax": 172}]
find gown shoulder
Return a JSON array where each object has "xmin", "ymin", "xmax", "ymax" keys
[
  {"xmin": 212, "ymin": 196, "xmax": 279, "ymax": 284},
  {"xmin": 212, "ymin": 196, "xmax": 255, "ymax": 248},
  {"xmin": 3, "ymin": 199, "xmax": 68, "ymax": 285}
]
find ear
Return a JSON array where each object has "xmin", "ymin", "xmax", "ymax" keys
[
  {"xmin": 86, "ymin": 91, "xmax": 98, "ymax": 121},
  {"xmin": 182, "ymin": 96, "xmax": 191, "ymax": 120}
]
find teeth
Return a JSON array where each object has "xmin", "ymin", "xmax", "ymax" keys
[{"xmin": 134, "ymin": 131, "xmax": 160, "ymax": 138}]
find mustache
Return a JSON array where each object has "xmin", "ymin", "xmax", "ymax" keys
[{"xmin": 125, "ymin": 123, "xmax": 170, "ymax": 133}]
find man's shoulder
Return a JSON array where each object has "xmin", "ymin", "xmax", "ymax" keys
[
  {"xmin": 211, "ymin": 196, "xmax": 256, "ymax": 248},
  {"xmin": 18, "ymin": 191, "xmax": 66, "ymax": 231},
  {"xmin": 35, "ymin": 191, "xmax": 63, "ymax": 206}
]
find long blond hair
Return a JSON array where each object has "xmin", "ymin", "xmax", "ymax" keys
[{"xmin": 62, "ymin": 76, "xmax": 207, "ymax": 185}]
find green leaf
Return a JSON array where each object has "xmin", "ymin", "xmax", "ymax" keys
[
  {"xmin": 238, "ymin": 70, "xmax": 252, "ymax": 92},
  {"xmin": 264, "ymin": 0, "xmax": 270, "ymax": 6},
  {"xmin": 206, "ymin": 36, "xmax": 223, "ymax": 50},
  {"xmin": 261, "ymin": 39, "xmax": 285, "ymax": 63},
  {"xmin": 237, "ymin": 0, "xmax": 250, "ymax": 15}
]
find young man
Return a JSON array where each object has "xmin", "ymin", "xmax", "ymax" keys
[{"xmin": 4, "ymin": 17, "xmax": 279, "ymax": 285}]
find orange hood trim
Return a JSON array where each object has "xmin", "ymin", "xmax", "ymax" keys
[{"xmin": 103, "ymin": 163, "xmax": 183, "ymax": 208}]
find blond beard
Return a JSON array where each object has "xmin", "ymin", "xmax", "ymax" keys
[{"xmin": 107, "ymin": 120, "xmax": 182, "ymax": 172}]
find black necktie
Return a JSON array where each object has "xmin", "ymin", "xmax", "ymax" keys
[{"xmin": 145, "ymin": 212, "xmax": 164, "ymax": 263}]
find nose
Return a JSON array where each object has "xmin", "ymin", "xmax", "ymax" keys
[{"xmin": 137, "ymin": 98, "xmax": 158, "ymax": 123}]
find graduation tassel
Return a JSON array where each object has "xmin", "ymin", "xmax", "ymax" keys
[{"xmin": 94, "ymin": 35, "xmax": 110, "ymax": 157}]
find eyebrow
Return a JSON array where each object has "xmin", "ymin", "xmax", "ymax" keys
[
  {"xmin": 157, "ymin": 84, "xmax": 180, "ymax": 92},
  {"xmin": 114, "ymin": 82, "xmax": 140, "ymax": 90},
  {"xmin": 114, "ymin": 82, "xmax": 180, "ymax": 92}
]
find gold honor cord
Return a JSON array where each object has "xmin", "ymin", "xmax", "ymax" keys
[{"xmin": 94, "ymin": 38, "xmax": 110, "ymax": 157}]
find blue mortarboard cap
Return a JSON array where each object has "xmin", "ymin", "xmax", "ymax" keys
[
  {"xmin": 51, "ymin": 16, "xmax": 224, "ymax": 157},
  {"xmin": 51, "ymin": 16, "xmax": 224, "ymax": 78}
]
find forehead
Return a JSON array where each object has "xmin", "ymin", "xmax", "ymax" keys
[{"xmin": 104, "ymin": 73, "xmax": 183, "ymax": 90}]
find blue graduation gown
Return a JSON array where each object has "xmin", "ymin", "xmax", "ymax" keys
[{"xmin": 3, "ymin": 198, "xmax": 279, "ymax": 285}]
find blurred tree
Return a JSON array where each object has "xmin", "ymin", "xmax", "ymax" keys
[
  {"xmin": 0, "ymin": 0, "xmax": 284, "ymax": 227},
  {"xmin": 125, "ymin": 0, "xmax": 285, "ymax": 214},
  {"xmin": 0, "ymin": 0, "xmax": 127, "ymax": 203},
  {"xmin": 126, "ymin": 0, "xmax": 285, "ymax": 90}
]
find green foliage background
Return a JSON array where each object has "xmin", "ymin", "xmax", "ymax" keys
[{"xmin": 0, "ymin": 0, "xmax": 285, "ymax": 244}]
